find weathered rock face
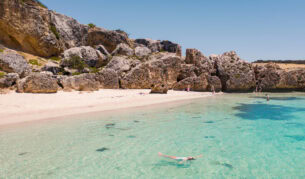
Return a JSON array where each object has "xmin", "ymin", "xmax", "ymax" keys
[
  {"xmin": 0, "ymin": 50, "xmax": 31, "ymax": 77},
  {"xmin": 185, "ymin": 48, "xmax": 215, "ymax": 76},
  {"xmin": 96, "ymin": 69, "xmax": 119, "ymax": 89},
  {"xmin": 42, "ymin": 62, "xmax": 61, "ymax": 75},
  {"xmin": 173, "ymin": 74, "xmax": 209, "ymax": 91},
  {"xmin": 150, "ymin": 84, "xmax": 168, "ymax": 94},
  {"xmin": 87, "ymin": 28, "xmax": 132, "ymax": 53},
  {"xmin": 58, "ymin": 73, "xmax": 99, "ymax": 91},
  {"xmin": 0, "ymin": 0, "xmax": 88, "ymax": 57},
  {"xmin": 207, "ymin": 76, "xmax": 222, "ymax": 92},
  {"xmin": 135, "ymin": 39, "xmax": 181, "ymax": 56},
  {"xmin": 0, "ymin": 73, "xmax": 19, "ymax": 88},
  {"xmin": 214, "ymin": 51, "xmax": 256, "ymax": 92},
  {"xmin": 135, "ymin": 46, "xmax": 151, "ymax": 58},
  {"xmin": 111, "ymin": 43, "xmax": 134, "ymax": 56},
  {"xmin": 62, "ymin": 46, "xmax": 106, "ymax": 67},
  {"xmin": 255, "ymin": 63, "xmax": 305, "ymax": 91},
  {"xmin": 96, "ymin": 45, "xmax": 110, "ymax": 56},
  {"xmin": 121, "ymin": 53, "xmax": 182, "ymax": 89},
  {"xmin": 105, "ymin": 56, "xmax": 140, "ymax": 77},
  {"xmin": 17, "ymin": 73, "xmax": 58, "ymax": 93}
]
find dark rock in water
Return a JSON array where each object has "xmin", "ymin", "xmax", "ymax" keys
[
  {"xmin": 222, "ymin": 163, "xmax": 234, "ymax": 169},
  {"xmin": 108, "ymin": 134, "xmax": 114, "ymax": 137},
  {"xmin": 127, "ymin": 135, "xmax": 136, "ymax": 138},
  {"xmin": 105, "ymin": 123, "xmax": 115, "ymax": 129},
  {"xmin": 134, "ymin": 120, "xmax": 140, "ymax": 123},
  {"xmin": 204, "ymin": 121, "xmax": 215, "ymax": 124},
  {"xmin": 18, "ymin": 152, "xmax": 28, "ymax": 156},
  {"xmin": 96, "ymin": 147, "xmax": 109, "ymax": 152}
]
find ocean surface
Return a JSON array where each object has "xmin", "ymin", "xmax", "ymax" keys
[{"xmin": 0, "ymin": 93, "xmax": 304, "ymax": 178}]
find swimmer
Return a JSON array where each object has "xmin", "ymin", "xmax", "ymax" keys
[{"xmin": 158, "ymin": 152, "xmax": 202, "ymax": 164}]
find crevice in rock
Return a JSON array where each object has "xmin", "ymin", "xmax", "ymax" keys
[
  {"xmin": 214, "ymin": 61, "xmax": 227, "ymax": 91},
  {"xmin": 118, "ymin": 78, "xmax": 122, "ymax": 89}
]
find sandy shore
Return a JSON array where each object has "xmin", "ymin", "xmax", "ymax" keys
[{"xmin": 0, "ymin": 89, "xmax": 218, "ymax": 126}]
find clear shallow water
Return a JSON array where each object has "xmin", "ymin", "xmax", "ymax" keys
[{"xmin": 0, "ymin": 93, "xmax": 305, "ymax": 178}]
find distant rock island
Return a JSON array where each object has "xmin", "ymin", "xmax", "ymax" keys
[{"xmin": 0, "ymin": 0, "xmax": 304, "ymax": 93}]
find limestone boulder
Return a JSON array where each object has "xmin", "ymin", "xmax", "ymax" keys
[
  {"xmin": 58, "ymin": 73, "xmax": 99, "ymax": 91},
  {"xmin": 96, "ymin": 45, "xmax": 110, "ymax": 56},
  {"xmin": 121, "ymin": 52, "xmax": 182, "ymax": 89},
  {"xmin": 62, "ymin": 46, "xmax": 106, "ymax": 67},
  {"xmin": 0, "ymin": 73, "xmax": 19, "ymax": 88},
  {"xmin": 111, "ymin": 43, "xmax": 134, "ymax": 56},
  {"xmin": 173, "ymin": 74, "xmax": 209, "ymax": 92},
  {"xmin": 105, "ymin": 56, "xmax": 140, "ymax": 77},
  {"xmin": 135, "ymin": 39, "xmax": 181, "ymax": 56},
  {"xmin": 214, "ymin": 51, "xmax": 256, "ymax": 92},
  {"xmin": 87, "ymin": 28, "xmax": 132, "ymax": 53},
  {"xmin": 207, "ymin": 76, "xmax": 222, "ymax": 92},
  {"xmin": 96, "ymin": 69, "xmax": 120, "ymax": 89},
  {"xmin": 0, "ymin": 51, "xmax": 31, "ymax": 77},
  {"xmin": 17, "ymin": 73, "xmax": 58, "ymax": 93},
  {"xmin": 135, "ymin": 46, "xmax": 151, "ymax": 58}
]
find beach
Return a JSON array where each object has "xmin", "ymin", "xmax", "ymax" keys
[{"xmin": 0, "ymin": 90, "xmax": 217, "ymax": 126}]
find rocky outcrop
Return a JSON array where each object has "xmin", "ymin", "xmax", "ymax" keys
[
  {"xmin": 111, "ymin": 43, "xmax": 134, "ymax": 56},
  {"xmin": 62, "ymin": 46, "xmax": 106, "ymax": 67},
  {"xmin": 135, "ymin": 39, "xmax": 181, "ymax": 56},
  {"xmin": 96, "ymin": 45, "xmax": 110, "ymax": 56},
  {"xmin": 0, "ymin": 50, "xmax": 31, "ymax": 77},
  {"xmin": 96, "ymin": 69, "xmax": 119, "ymax": 89},
  {"xmin": 58, "ymin": 73, "xmax": 99, "ymax": 91},
  {"xmin": 0, "ymin": 0, "xmax": 89, "ymax": 57},
  {"xmin": 17, "ymin": 73, "xmax": 58, "ymax": 93},
  {"xmin": 255, "ymin": 63, "xmax": 305, "ymax": 91},
  {"xmin": 121, "ymin": 52, "xmax": 182, "ymax": 89},
  {"xmin": 207, "ymin": 76, "xmax": 222, "ymax": 92},
  {"xmin": 87, "ymin": 28, "xmax": 132, "ymax": 53},
  {"xmin": 214, "ymin": 51, "xmax": 256, "ymax": 92},
  {"xmin": 150, "ymin": 84, "xmax": 168, "ymax": 94},
  {"xmin": 0, "ymin": 73, "xmax": 19, "ymax": 88}
]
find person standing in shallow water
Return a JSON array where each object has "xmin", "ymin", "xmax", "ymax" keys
[{"xmin": 266, "ymin": 94, "xmax": 270, "ymax": 101}]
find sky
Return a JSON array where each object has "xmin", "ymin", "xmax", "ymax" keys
[{"xmin": 40, "ymin": 0, "xmax": 305, "ymax": 61}]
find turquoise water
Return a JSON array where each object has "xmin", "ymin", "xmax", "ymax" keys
[{"xmin": 0, "ymin": 93, "xmax": 305, "ymax": 178}]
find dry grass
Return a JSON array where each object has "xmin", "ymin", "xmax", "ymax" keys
[{"xmin": 253, "ymin": 63, "xmax": 305, "ymax": 70}]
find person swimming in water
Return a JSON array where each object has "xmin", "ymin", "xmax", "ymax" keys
[{"xmin": 158, "ymin": 152, "xmax": 202, "ymax": 164}]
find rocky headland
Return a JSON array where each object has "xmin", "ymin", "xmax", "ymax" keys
[{"xmin": 0, "ymin": 0, "xmax": 304, "ymax": 94}]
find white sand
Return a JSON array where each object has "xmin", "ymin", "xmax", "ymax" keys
[{"xmin": 0, "ymin": 89, "xmax": 218, "ymax": 126}]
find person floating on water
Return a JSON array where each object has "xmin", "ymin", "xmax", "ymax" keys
[{"xmin": 158, "ymin": 152, "xmax": 203, "ymax": 164}]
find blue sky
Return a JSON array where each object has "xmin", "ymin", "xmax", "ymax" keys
[{"xmin": 41, "ymin": 0, "xmax": 305, "ymax": 61}]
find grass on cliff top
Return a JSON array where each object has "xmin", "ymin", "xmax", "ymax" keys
[
  {"xmin": 29, "ymin": 59, "xmax": 42, "ymax": 66},
  {"xmin": 49, "ymin": 56, "xmax": 61, "ymax": 62},
  {"xmin": 88, "ymin": 23, "xmax": 96, "ymax": 29}
]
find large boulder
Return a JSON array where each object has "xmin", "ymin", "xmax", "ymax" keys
[
  {"xmin": 207, "ymin": 76, "xmax": 222, "ymax": 92},
  {"xmin": 62, "ymin": 46, "xmax": 106, "ymax": 67},
  {"xmin": 87, "ymin": 28, "xmax": 132, "ymax": 53},
  {"xmin": 0, "ymin": 73, "xmax": 19, "ymax": 88},
  {"xmin": 213, "ymin": 51, "xmax": 256, "ymax": 92},
  {"xmin": 111, "ymin": 43, "xmax": 134, "ymax": 56},
  {"xmin": 17, "ymin": 73, "xmax": 58, "ymax": 93},
  {"xmin": 58, "ymin": 73, "xmax": 99, "ymax": 91},
  {"xmin": 0, "ymin": 51, "xmax": 31, "ymax": 77},
  {"xmin": 135, "ymin": 39, "xmax": 181, "ymax": 56},
  {"xmin": 0, "ymin": 0, "xmax": 88, "ymax": 57},
  {"xmin": 95, "ymin": 44, "xmax": 110, "ymax": 56},
  {"xmin": 96, "ymin": 69, "xmax": 119, "ymax": 89},
  {"xmin": 121, "ymin": 52, "xmax": 182, "ymax": 89},
  {"xmin": 173, "ymin": 74, "xmax": 209, "ymax": 91},
  {"xmin": 105, "ymin": 56, "xmax": 140, "ymax": 77}
]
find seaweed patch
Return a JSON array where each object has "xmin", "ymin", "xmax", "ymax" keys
[{"xmin": 96, "ymin": 147, "xmax": 109, "ymax": 152}]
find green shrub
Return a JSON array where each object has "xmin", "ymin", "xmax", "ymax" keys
[
  {"xmin": 29, "ymin": 59, "xmax": 41, "ymax": 66},
  {"xmin": 49, "ymin": 56, "xmax": 61, "ymax": 62},
  {"xmin": 0, "ymin": 72, "xmax": 6, "ymax": 79},
  {"xmin": 50, "ymin": 25, "xmax": 60, "ymax": 40},
  {"xmin": 0, "ymin": 49, "xmax": 4, "ymax": 53},
  {"xmin": 72, "ymin": 72, "xmax": 81, "ymax": 76},
  {"xmin": 89, "ymin": 67, "xmax": 99, "ymax": 73},
  {"xmin": 88, "ymin": 23, "xmax": 96, "ymax": 29},
  {"xmin": 63, "ymin": 55, "xmax": 87, "ymax": 71}
]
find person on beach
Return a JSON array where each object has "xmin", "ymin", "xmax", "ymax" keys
[
  {"xmin": 187, "ymin": 85, "xmax": 190, "ymax": 92},
  {"xmin": 158, "ymin": 152, "xmax": 202, "ymax": 164}
]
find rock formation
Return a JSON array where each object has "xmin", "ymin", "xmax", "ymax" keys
[{"xmin": 0, "ymin": 50, "xmax": 31, "ymax": 77}]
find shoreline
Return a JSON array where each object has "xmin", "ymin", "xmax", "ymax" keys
[{"xmin": 0, "ymin": 89, "xmax": 220, "ymax": 126}]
